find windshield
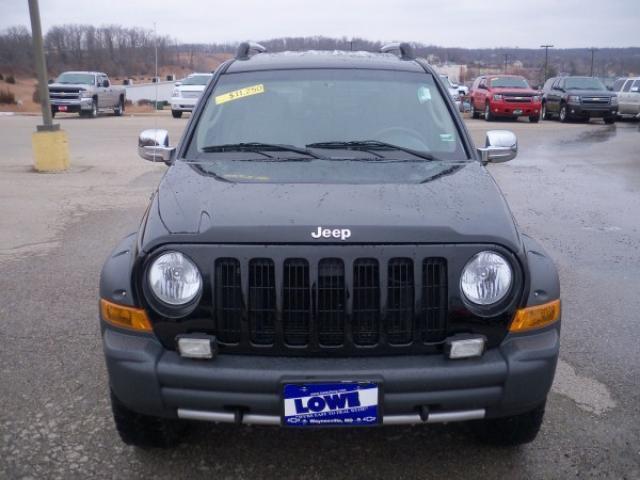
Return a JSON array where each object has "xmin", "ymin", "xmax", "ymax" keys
[
  {"xmin": 489, "ymin": 76, "xmax": 529, "ymax": 89},
  {"xmin": 182, "ymin": 75, "xmax": 212, "ymax": 86},
  {"xmin": 564, "ymin": 77, "xmax": 606, "ymax": 91},
  {"xmin": 55, "ymin": 73, "xmax": 95, "ymax": 85},
  {"xmin": 187, "ymin": 69, "xmax": 465, "ymax": 166}
]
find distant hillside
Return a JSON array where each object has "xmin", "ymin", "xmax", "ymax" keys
[{"xmin": 1, "ymin": 26, "xmax": 638, "ymax": 81}]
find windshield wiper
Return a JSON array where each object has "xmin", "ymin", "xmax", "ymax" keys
[
  {"xmin": 201, "ymin": 142, "xmax": 325, "ymax": 159},
  {"xmin": 306, "ymin": 140, "xmax": 436, "ymax": 161}
]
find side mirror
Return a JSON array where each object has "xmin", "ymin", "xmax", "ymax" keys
[
  {"xmin": 606, "ymin": 86, "xmax": 613, "ymax": 91},
  {"xmin": 102, "ymin": 79, "xmax": 110, "ymax": 87},
  {"xmin": 174, "ymin": 81, "xmax": 182, "ymax": 86},
  {"xmin": 138, "ymin": 129, "xmax": 175, "ymax": 165},
  {"xmin": 477, "ymin": 130, "xmax": 517, "ymax": 164}
]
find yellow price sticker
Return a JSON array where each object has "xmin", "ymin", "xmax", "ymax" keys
[{"xmin": 215, "ymin": 84, "xmax": 265, "ymax": 105}]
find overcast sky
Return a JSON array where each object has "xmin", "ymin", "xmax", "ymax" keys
[{"xmin": 1, "ymin": 0, "xmax": 638, "ymax": 48}]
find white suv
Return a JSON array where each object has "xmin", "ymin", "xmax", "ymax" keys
[{"xmin": 171, "ymin": 73, "xmax": 213, "ymax": 118}]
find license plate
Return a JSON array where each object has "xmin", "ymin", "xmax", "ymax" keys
[
  {"xmin": 513, "ymin": 109, "xmax": 523, "ymax": 115},
  {"xmin": 58, "ymin": 106, "xmax": 68, "ymax": 112},
  {"xmin": 283, "ymin": 382, "xmax": 379, "ymax": 427}
]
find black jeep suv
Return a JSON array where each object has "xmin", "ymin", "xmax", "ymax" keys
[
  {"xmin": 100, "ymin": 42, "xmax": 561, "ymax": 448},
  {"xmin": 541, "ymin": 76, "xmax": 617, "ymax": 123}
]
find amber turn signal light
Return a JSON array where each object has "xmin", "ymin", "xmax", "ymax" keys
[
  {"xmin": 510, "ymin": 299, "xmax": 561, "ymax": 333},
  {"xmin": 100, "ymin": 299, "xmax": 152, "ymax": 332}
]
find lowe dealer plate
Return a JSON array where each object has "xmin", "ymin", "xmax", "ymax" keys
[{"xmin": 283, "ymin": 382, "xmax": 379, "ymax": 427}]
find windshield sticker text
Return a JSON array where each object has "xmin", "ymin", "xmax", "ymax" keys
[{"xmin": 215, "ymin": 84, "xmax": 265, "ymax": 105}]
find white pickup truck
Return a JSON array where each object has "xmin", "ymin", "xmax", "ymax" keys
[{"xmin": 49, "ymin": 71, "xmax": 126, "ymax": 118}]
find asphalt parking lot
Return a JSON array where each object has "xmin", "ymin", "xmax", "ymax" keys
[{"xmin": 1, "ymin": 112, "xmax": 639, "ymax": 479}]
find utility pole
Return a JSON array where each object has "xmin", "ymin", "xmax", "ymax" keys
[
  {"xmin": 28, "ymin": 0, "xmax": 69, "ymax": 171},
  {"xmin": 503, "ymin": 53, "xmax": 509, "ymax": 73},
  {"xmin": 28, "ymin": 0, "xmax": 54, "ymax": 130},
  {"xmin": 540, "ymin": 44, "xmax": 554, "ymax": 82},
  {"xmin": 154, "ymin": 22, "xmax": 158, "ymax": 109},
  {"xmin": 589, "ymin": 47, "xmax": 598, "ymax": 76}
]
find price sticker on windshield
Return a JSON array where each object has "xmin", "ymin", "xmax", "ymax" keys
[{"xmin": 215, "ymin": 84, "xmax": 265, "ymax": 105}]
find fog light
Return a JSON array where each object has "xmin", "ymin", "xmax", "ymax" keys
[
  {"xmin": 177, "ymin": 335, "xmax": 217, "ymax": 359},
  {"xmin": 445, "ymin": 335, "xmax": 486, "ymax": 359}
]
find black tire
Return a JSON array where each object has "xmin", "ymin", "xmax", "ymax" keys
[
  {"xmin": 529, "ymin": 115, "xmax": 540, "ymax": 123},
  {"xmin": 603, "ymin": 116, "xmax": 615, "ymax": 125},
  {"xmin": 113, "ymin": 97, "xmax": 124, "ymax": 116},
  {"xmin": 110, "ymin": 390, "xmax": 185, "ymax": 448},
  {"xmin": 559, "ymin": 103, "xmax": 569, "ymax": 123},
  {"xmin": 472, "ymin": 402, "xmax": 546, "ymax": 446},
  {"xmin": 471, "ymin": 102, "xmax": 480, "ymax": 119},
  {"xmin": 484, "ymin": 102, "xmax": 493, "ymax": 121},
  {"xmin": 171, "ymin": 110, "xmax": 183, "ymax": 119}
]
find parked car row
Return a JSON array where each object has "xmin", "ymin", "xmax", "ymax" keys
[{"xmin": 465, "ymin": 73, "xmax": 640, "ymax": 124}]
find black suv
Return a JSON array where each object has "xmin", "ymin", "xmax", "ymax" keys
[
  {"xmin": 100, "ymin": 42, "xmax": 561, "ymax": 448},
  {"xmin": 541, "ymin": 76, "xmax": 617, "ymax": 123}
]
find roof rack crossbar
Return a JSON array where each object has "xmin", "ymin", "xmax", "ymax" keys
[
  {"xmin": 236, "ymin": 42, "xmax": 267, "ymax": 60},
  {"xmin": 380, "ymin": 42, "xmax": 416, "ymax": 60}
]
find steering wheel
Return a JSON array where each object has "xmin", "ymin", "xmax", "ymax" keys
[{"xmin": 372, "ymin": 127, "xmax": 430, "ymax": 151}]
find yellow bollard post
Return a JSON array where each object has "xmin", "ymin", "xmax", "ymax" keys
[{"xmin": 32, "ymin": 127, "xmax": 70, "ymax": 172}]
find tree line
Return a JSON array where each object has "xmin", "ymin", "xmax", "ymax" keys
[{"xmin": 1, "ymin": 25, "xmax": 639, "ymax": 79}]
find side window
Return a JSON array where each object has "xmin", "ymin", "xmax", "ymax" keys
[
  {"xmin": 622, "ymin": 80, "xmax": 633, "ymax": 92},
  {"xmin": 479, "ymin": 78, "xmax": 487, "ymax": 89},
  {"xmin": 612, "ymin": 79, "xmax": 625, "ymax": 92},
  {"xmin": 631, "ymin": 80, "xmax": 640, "ymax": 91},
  {"xmin": 551, "ymin": 79, "xmax": 560, "ymax": 89}
]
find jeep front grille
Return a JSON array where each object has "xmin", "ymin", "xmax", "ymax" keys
[{"xmin": 211, "ymin": 255, "xmax": 448, "ymax": 354}]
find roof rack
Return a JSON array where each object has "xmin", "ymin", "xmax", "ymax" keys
[
  {"xmin": 380, "ymin": 42, "xmax": 416, "ymax": 60},
  {"xmin": 235, "ymin": 42, "xmax": 267, "ymax": 60}
]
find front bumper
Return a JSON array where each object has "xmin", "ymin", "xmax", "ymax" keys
[
  {"xmin": 171, "ymin": 97, "xmax": 198, "ymax": 112},
  {"xmin": 50, "ymin": 98, "xmax": 94, "ymax": 112},
  {"xmin": 103, "ymin": 324, "xmax": 559, "ymax": 426},
  {"xmin": 490, "ymin": 101, "xmax": 541, "ymax": 117},
  {"xmin": 567, "ymin": 103, "xmax": 617, "ymax": 118}
]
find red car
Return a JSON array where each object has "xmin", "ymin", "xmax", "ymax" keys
[{"xmin": 470, "ymin": 75, "xmax": 541, "ymax": 122}]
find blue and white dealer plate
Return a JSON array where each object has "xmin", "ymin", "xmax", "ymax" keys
[{"xmin": 283, "ymin": 382, "xmax": 379, "ymax": 427}]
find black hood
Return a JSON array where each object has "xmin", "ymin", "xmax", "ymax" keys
[{"xmin": 141, "ymin": 160, "xmax": 522, "ymax": 252}]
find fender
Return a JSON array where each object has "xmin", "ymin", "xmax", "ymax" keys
[{"xmin": 521, "ymin": 234, "xmax": 560, "ymax": 308}]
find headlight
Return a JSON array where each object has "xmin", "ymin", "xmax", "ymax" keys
[
  {"xmin": 172, "ymin": 88, "xmax": 181, "ymax": 98},
  {"xmin": 610, "ymin": 96, "xmax": 618, "ymax": 105},
  {"xmin": 493, "ymin": 94, "xmax": 503, "ymax": 101},
  {"xmin": 460, "ymin": 252, "xmax": 512, "ymax": 305},
  {"xmin": 148, "ymin": 251, "xmax": 202, "ymax": 306},
  {"xmin": 79, "ymin": 90, "xmax": 92, "ymax": 98},
  {"xmin": 568, "ymin": 95, "xmax": 581, "ymax": 103}
]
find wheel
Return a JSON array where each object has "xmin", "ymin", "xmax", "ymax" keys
[
  {"xmin": 472, "ymin": 402, "xmax": 546, "ymax": 446},
  {"xmin": 541, "ymin": 102, "xmax": 548, "ymax": 120},
  {"xmin": 484, "ymin": 102, "xmax": 493, "ymax": 121},
  {"xmin": 113, "ymin": 97, "xmax": 124, "ymax": 116},
  {"xmin": 559, "ymin": 103, "xmax": 569, "ymax": 123},
  {"xmin": 529, "ymin": 115, "xmax": 540, "ymax": 123},
  {"xmin": 471, "ymin": 103, "xmax": 480, "ymax": 119},
  {"xmin": 171, "ymin": 110, "xmax": 183, "ymax": 119},
  {"xmin": 603, "ymin": 116, "xmax": 615, "ymax": 125},
  {"xmin": 110, "ymin": 390, "xmax": 185, "ymax": 448}
]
